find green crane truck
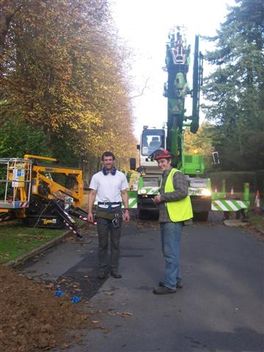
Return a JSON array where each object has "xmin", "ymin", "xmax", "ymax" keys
[
  {"xmin": 129, "ymin": 27, "xmax": 211, "ymax": 220},
  {"xmin": 128, "ymin": 27, "xmax": 250, "ymax": 220}
]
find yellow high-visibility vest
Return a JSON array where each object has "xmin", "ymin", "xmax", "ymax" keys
[{"xmin": 165, "ymin": 168, "xmax": 193, "ymax": 222}]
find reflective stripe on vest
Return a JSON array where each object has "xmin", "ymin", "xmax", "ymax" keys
[{"xmin": 165, "ymin": 168, "xmax": 193, "ymax": 222}]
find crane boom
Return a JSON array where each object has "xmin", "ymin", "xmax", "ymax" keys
[{"xmin": 164, "ymin": 28, "xmax": 202, "ymax": 166}]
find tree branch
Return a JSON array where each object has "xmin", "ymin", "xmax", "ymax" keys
[{"xmin": 129, "ymin": 77, "xmax": 149, "ymax": 99}]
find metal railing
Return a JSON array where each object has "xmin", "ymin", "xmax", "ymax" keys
[{"xmin": 0, "ymin": 158, "xmax": 32, "ymax": 209}]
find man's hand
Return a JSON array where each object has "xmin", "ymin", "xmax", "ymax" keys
[
  {"xmin": 153, "ymin": 195, "xmax": 161, "ymax": 204},
  {"xmin": 123, "ymin": 209, "xmax": 130, "ymax": 222},
  {"xmin": 88, "ymin": 189, "xmax": 96, "ymax": 223},
  {"xmin": 87, "ymin": 212, "xmax": 94, "ymax": 223}
]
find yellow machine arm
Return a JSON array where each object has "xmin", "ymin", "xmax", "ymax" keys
[
  {"xmin": 24, "ymin": 154, "xmax": 84, "ymax": 207},
  {"xmin": 24, "ymin": 154, "xmax": 58, "ymax": 163},
  {"xmin": 31, "ymin": 164, "xmax": 83, "ymax": 207}
]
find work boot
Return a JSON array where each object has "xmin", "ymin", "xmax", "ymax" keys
[
  {"xmin": 176, "ymin": 279, "xmax": 183, "ymax": 289},
  {"xmin": 110, "ymin": 270, "xmax": 122, "ymax": 279},
  {"xmin": 159, "ymin": 279, "xmax": 183, "ymax": 289},
  {"xmin": 153, "ymin": 286, "xmax": 176, "ymax": 295},
  {"xmin": 97, "ymin": 270, "xmax": 107, "ymax": 280}
]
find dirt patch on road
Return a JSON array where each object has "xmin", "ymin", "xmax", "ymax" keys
[{"xmin": 0, "ymin": 265, "xmax": 91, "ymax": 352}]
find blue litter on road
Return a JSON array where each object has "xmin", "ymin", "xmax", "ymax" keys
[
  {"xmin": 71, "ymin": 295, "xmax": 81, "ymax": 304},
  {"xmin": 55, "ymin": 289, "xmax": 64, "ymax": 297}
]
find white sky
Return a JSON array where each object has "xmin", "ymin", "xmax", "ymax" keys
[{"xmin": 110, "ymin": 0, "xmax": 235, "ymax": 139}]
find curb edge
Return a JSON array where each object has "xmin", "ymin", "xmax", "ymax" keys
[{"xmin": 4, "ymin": 230, "xmax": 72, "ymax": 268}]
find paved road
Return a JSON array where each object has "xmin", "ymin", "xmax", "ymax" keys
[{"xmin": 22, "ymin": 215, "xmax": 264, "ymax": 352}]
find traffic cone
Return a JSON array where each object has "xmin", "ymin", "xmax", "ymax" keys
[
  {"xmin": 230, "ymin": 186, "xmax": 235, "ymax": 199},
  {"xmin": 254, "ymin": 190, "xmax": 261, "ymax": 214}
]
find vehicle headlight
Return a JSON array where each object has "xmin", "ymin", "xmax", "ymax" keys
[
  {"xmin": 201, "ymin": 188, "xmax": 211, "ymax": 197},
  {"xmin": 139, "ymin": 189, "xmax": 147, "ymax": 194}
]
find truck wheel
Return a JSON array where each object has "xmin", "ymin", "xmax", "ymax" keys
[{"xmin": 194, "ymin": 211, "xmax": 209, "ymax": 222}]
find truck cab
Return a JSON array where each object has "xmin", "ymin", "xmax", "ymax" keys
[
  {"xmin": 133, "ymin": 126, "xmax": 212, "ymax": 221},
  {"xmin": 139, "ymin": 126, "xmax": 165, "ymax": 169}
]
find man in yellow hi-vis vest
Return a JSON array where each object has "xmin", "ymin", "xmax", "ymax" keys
[{"xmin": 152, "ymin": 149, "xmax": 193, "ymax": 294}]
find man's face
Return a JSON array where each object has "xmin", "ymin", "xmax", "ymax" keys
[
  {"xmin": 102, "ymin": 156, "xmax": 115, "ymax": 169},
  {"xmin": 157, "ymin": 158, "xmax": 171, "ymax": 170}
]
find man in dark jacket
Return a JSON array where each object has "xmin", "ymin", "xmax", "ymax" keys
[{"xmin": 152, "ymin": 149, "xmax": 193, "ymax": 294}]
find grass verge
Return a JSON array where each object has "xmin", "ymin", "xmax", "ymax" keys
[{"xmin": 0, "ymin": 222, "xmax": 64, "ymax": 264}]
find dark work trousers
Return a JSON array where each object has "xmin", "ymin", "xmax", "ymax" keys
[{"xmin": 96, "ymin": 209, "xmax": 122, "ymax": 272}]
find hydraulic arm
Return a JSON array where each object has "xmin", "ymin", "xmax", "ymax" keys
[{"xmin": 0, "ymin": 154, "xmax": 86, "ymax": 237}]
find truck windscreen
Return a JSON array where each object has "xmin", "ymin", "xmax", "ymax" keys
[{"xmin": 141, "ymin": 129, "xmax": 165, "ymax": 156}]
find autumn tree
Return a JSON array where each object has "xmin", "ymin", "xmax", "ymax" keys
[
  {"xmin": 0, "ymin": 0, "xmax": 137, "ymax": 167},
  {"xmin": 183, "ymin": 122, "xmax": 213, "ymax": 156},
  {"xmin": 0, "ymin": 115, "xmax": 50, "ymax": 157}
]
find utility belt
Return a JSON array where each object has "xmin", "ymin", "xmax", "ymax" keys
[
  {"xmin": 96, "ymin": 204, "xmax": 122, "ymax": 228},
  {"xmin": 97, "ymin": 201, "xmax": 121, "ymax": 208}
]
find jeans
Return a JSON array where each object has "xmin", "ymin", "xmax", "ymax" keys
[
  {"xmin": 97, "ymin": 215, "xmax": 122, "ymax": 272},
  {"xmin": 160, "ymin": 222, "xmax": 183, "ymax": 289}
]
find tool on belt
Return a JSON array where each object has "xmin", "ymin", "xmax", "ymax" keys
[{"xmin": 96, "ymin": 207, "xmax": 122, "ymax": 228}]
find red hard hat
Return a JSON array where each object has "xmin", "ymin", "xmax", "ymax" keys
[{"xmin": 154, "ymin": 149, "xmax": 172, "ymax": 160}]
